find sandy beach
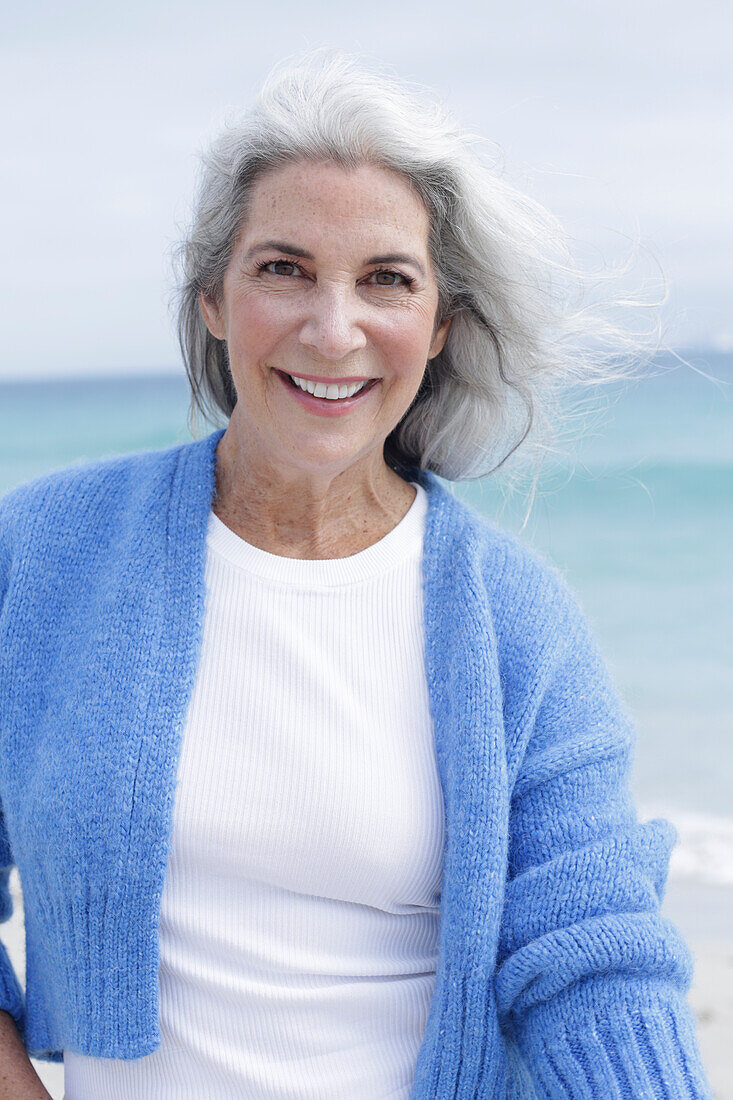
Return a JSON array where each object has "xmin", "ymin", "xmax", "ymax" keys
[{"xmin": 2, "ymin": 872, "xmax": 730, "ymax": 1099}]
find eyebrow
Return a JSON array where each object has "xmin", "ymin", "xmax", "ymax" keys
[{"xmin": 244, "ymin": 240, "xmax": 425, "ymax": 277}]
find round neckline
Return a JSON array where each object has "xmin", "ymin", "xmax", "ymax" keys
[{"xmin": 206, "ymin": 482, "xmax": 427, "ymax": 587}]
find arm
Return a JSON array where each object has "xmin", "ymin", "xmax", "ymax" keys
[
  {"xmin": 0, "ymin": 501, "xmax": 50, "ymax": 1098},
  {"xmin": 495, "ymin": 583, "xmax": 714, "ymax": 1099},
  {"xmin": 0, "ymin": 815, "xmax": 49, "ymax": 1099},
  {"xmin": 0, "ymin": 1011, "xmax": 52, "ymax": 1100},
  {"xmin": 0, "ymin": 811, "xmax": 25, "ymax": 1040},
  {"xmin": 0, "ymin": 499, "xmax": 27, "ymax": 1042}
]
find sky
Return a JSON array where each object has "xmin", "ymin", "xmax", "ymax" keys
[{"xmin": 2, "ymin": 0, "xmax": 731, "ymax": 381}]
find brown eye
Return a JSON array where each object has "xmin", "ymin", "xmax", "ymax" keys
[
  {"xmin": 258, "ymin": 260, "xmax": 300, "ymax": 277},
  {"xmin": 370, "ymin": 269, "xmax": 413, "ymax": 288}
]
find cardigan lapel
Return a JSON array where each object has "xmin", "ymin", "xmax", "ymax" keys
[{"xmin": 403, "ymin": 460, "xmax": 510, "ymax": 1095}]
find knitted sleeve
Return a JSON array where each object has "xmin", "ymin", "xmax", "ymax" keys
[
  {"xmin": 494, "ymin": 582, "xmax": 714, "ymax": 1099},
  {"xmin": 0, "ymin": 491, "xmax": 28, "ymax": 1039},
  {"xmin": 0, "ymin": 803, "xmax": 26, "ymax": 1039}
]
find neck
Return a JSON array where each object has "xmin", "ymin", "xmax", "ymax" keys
[{"xmin": 211, "ymin": 425, "xmax": 416, "ymax": 560}]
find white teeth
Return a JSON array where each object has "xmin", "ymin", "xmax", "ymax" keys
[{"xmin": 288, "ymin": 374, "xmax": 369, "ymax": 400}]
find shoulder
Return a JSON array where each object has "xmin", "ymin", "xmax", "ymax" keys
[
  {"xmin": 430, "ymin": 485, "xmax": 594, "ymax": 690},
  {"xmin": 439, "ymin": 492, "xmax": 615, "ymax": 756},
  {"xmin": 437, "ymin": 486, "xmax": 585, "ymax": 632},
  {"xmin": 0, "ymin": 437, "xmax": 190, "ymax": 573},
  {"xmin": 0, "ymin": 436, "xmax": 187, "ymax": 528}
]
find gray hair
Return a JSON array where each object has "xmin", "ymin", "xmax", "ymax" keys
[{"xmin": 171, "ymin": 46, "xmax": 673, "ymax": 502}]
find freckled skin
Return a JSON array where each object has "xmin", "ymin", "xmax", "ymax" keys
[{"xmin": 199, "ymin": 160, "xmax": 451, "ymax": 559}]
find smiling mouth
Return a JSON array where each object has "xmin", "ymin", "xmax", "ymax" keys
[{"xmin": 275, "ymin": 369, "xmax": 380, "ymax": 398}]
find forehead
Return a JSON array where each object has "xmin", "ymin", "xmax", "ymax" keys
[{"xmin": 240, "ymin": 160, "xmax": 431, "ymax": 250}]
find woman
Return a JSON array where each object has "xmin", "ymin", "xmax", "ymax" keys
[{"xmin": 0, "ymin": 49, "xmax": 714, "ymax": 1100}]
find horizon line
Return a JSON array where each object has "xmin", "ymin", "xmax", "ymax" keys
[{"xmin": 0, "ymin": 344, "xmax": 731, "ymax": 386}]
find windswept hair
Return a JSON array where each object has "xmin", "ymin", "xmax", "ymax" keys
[{"xmin": 171, "ymin": 47, "xmax": 672, "ymax": 507}]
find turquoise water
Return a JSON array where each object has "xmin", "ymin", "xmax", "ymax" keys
[{"xmin": 1, "ymin": 351, "xmax": 731, "ymax": 883}]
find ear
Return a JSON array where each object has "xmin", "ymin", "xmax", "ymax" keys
[
  {"xmin": 428, "ymin": 316, "xmax": 452, "ymax": 360},
  {"xmin": 199, "ymin": 289, "xmax": 226, "ymax": 340}
]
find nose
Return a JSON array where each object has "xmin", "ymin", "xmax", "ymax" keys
[{"xmin": 297, "ymin": 284, "xmax": 368, "ymax": 360}]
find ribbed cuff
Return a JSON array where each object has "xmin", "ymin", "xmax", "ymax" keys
[
  {"xmin": 512, "ymin": 977, "xmax": 714, "ymax": 1099},
  {"xmin": 0, "ymin": 936, "xmax": 26, "ymax": 1042}
]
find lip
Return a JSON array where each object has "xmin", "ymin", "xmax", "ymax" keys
[{"xmin": 274, "ymin": 368, "xmax": 379, "ymax": 417}]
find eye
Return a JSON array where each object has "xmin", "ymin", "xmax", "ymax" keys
[
  {"xmin": 256, "ymin": 259, "xmax": 303, "ymax": 277},
  {"xmin": 255, "ymin": 259, "xmax": 413, "ymax": 288},
  {"xmin": 368, "ymin": 268, "xmax": 414, "ymax": 288}
]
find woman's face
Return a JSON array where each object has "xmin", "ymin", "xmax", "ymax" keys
[{"xmin": 200, "ymin": 159, "xmax": 451, "ymax": 483}]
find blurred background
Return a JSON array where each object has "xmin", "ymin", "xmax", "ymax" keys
[{"xmin": 1, "ymin": 1, "xmax": 731, "ymax": 1096}]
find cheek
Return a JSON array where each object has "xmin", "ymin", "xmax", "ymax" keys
[
  {"xmin": 377, "ymin": 313, "xmax": 434, "ymax": 378},
  {"xmin": 228, "ymin": 294, "xmax": 294, "ymax": 355}
]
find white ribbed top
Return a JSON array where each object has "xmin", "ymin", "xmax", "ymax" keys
[{"xmin": 63, "ymin": 481, "xmax": 445, "ymax": 1099}]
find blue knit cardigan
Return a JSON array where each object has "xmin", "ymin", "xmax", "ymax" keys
[{"xmin": 0, "ymin": 427, "xmax": 713, "ymax": 1098}]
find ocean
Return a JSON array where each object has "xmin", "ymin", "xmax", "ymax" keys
[{"xmin": 1, "ymin": 350, "xmax": 731, "ymax": 889}]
